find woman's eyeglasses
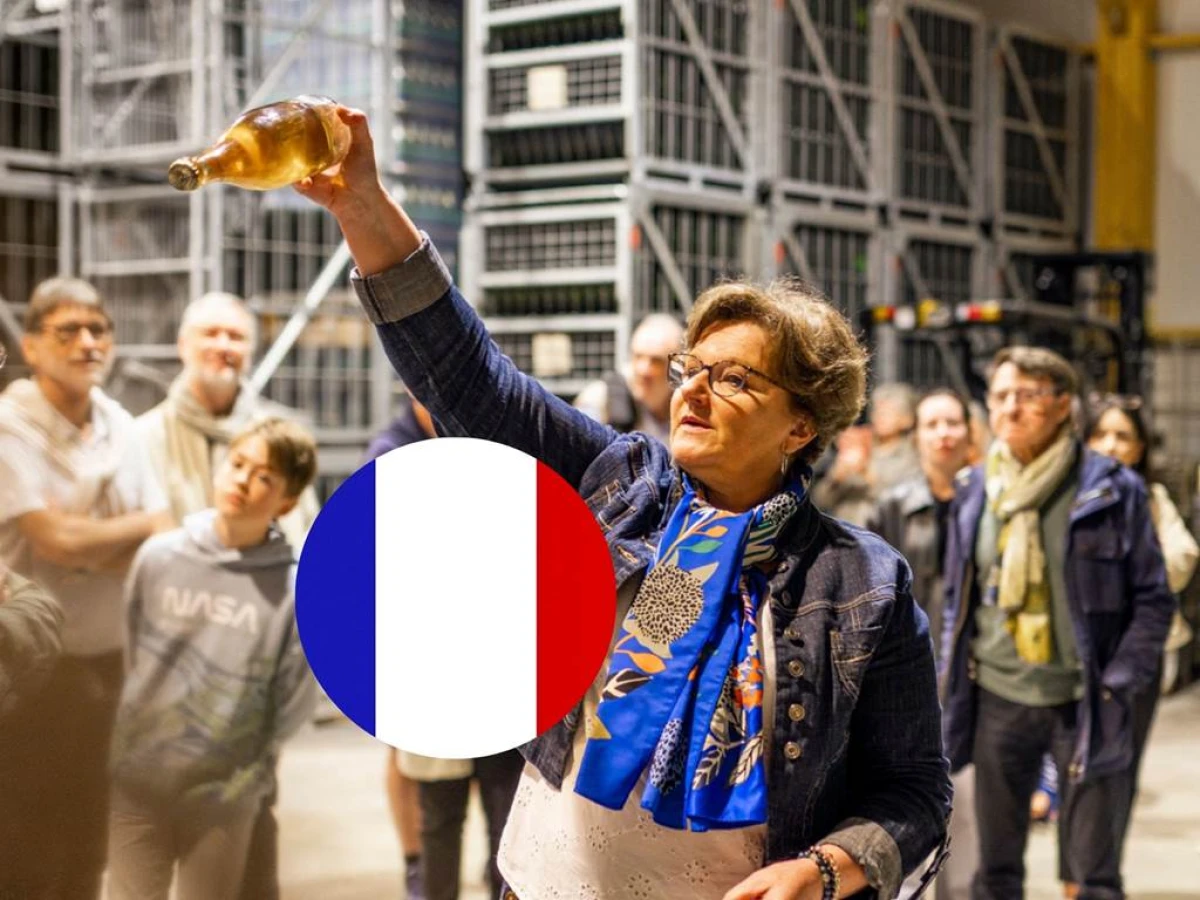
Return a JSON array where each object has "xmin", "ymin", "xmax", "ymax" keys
[{"xmin": 667, "ymin": 352, "xmax": 793, "ymax": 399}]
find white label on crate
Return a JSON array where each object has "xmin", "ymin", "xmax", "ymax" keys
[
  {"xmin": 531, "ymin": 333, "xmax": 573, "ymax": 378},
  {"xmin": 527, "ymin": 65, "xmax": 569, "ymax": 112}
]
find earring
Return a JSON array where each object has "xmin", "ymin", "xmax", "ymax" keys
[{"xmin": 780, "ymin": 451, "xmax": 792, "ymax": 476}]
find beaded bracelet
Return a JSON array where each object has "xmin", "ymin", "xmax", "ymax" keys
[{"xmin": 800, "ymin": 845, "xmax": 841, "ymax": 900}]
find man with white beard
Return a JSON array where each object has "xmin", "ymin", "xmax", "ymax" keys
[
  {"xmin": 137, "ymin": 292, "xmax": 319, "ymax": 552},
  {"xmin": 136, "ymin": 291, "xmax": 319, "ymax": 900}
]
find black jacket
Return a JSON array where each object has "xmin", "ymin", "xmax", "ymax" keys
[{"xmin": 869, "ymin": 477, "xmax": 947, "ymax": 664}]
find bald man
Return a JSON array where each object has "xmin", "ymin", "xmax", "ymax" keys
[{"xmin": 574, "ymin": 313, "xmax": 683, "ymax": 442}]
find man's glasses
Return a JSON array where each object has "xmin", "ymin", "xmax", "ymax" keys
[
  {"xmin": 35, "ymin": 321, "xmax": 114, "ymax": 344},
  {"xmin": 667, "ymin": 352, "xmax": 793, "ymax": 399},
  {"xmin": 986, "ymin": 387, "xmax": 1062, "ymax": 408}
]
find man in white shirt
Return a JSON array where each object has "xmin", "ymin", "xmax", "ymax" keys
[{"xmin": 0, "ymin": 277, "xmax": 172, "ymax": 900}]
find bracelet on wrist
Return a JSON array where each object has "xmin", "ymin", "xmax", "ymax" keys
[{"xmin": 800, "ymin": 845, "xmax": 840, "ymax": 900}]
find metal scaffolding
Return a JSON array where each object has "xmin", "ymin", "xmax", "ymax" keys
[
  {"xmin": 0, "ymin": 0, "xmax": 464, "ymax": 493},
  {"xmin": 459, "ymin": 0, "xmax": 1087, "ymax": 392}
]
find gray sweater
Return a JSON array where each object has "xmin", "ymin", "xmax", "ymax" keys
[{"xmin": 111, "ymin": 511, "xmax": 316, "ymax": 809}]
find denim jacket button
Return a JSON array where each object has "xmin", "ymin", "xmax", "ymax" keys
[
  {"xmin": 784, "ymin": 741, "xmax": 803, "ymax": 760},
  {"xmin": 783, "ymin": 626, "xmax": 802, "ymax": 641},
  {"xmin": 788, "ymin": 660, "xmax": 805, "ymax": 678},
  {"xmin": 788, "ymin": 703, "xmax": 806, "ymax": 722}
]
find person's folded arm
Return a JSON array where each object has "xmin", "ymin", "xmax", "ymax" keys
[{"xmin": 18, "ymin": 508, "xmax": 173, "ymax": 571}]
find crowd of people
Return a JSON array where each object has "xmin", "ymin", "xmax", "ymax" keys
[{"xmin": 0, "ymin": 104, "xmax": 1192, "ymax": 900}]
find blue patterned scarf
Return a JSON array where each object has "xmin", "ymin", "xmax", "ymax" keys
[{"xmin": 574, "ymin": 471, "xmax": 808, "ymax": 830}]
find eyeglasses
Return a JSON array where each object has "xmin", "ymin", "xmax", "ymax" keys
[
  {"xmin": 1087, "ymin": 391, "xmax": 1143, "ymax": 411},
  {"xmin": 668, "ymin": 352, "xmax": 794, "ymax": 399},
  {"xmin": 986, "ymin": 387, "xmax": 1062, "ymax": 408},
  {"xmin": 34, "ymin": 321, "xmax": 114, "ymax": 344}
]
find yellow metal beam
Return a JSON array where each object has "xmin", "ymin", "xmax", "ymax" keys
[
  {"xmin": 1148, "ymin": 32, "xmax": 1200, "ymax": 52},
  {"xmin": 1093, "ymin": 0, "xmax": 1157, "ymax": 251}
]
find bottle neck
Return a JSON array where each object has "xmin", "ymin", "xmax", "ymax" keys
[
  {"xmin": 169, "ymin": 139, "xmax": 247, "ymax": 190},
  {"xmin": 192, "ymin": 139, "xmax": 248, "ymax": 185}
]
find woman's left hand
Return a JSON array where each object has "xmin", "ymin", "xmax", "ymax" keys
[{"xmin": 721, "ymin": 859, "xmax": 821, "ymax": 900}]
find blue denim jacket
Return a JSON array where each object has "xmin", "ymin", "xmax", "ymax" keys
[
  {"xmin": 351, "ymin": 237, "xmax": 951, "ymax": 897},
  {"xmin": 940, "ymin": 449, "xmax": 1176, "ymax": 781}
]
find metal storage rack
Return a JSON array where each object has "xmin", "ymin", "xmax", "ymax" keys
[
  {"xmin": 990, "ymin": 25, "xmax": 1081, "ymax": 240},
  {"xmin": 0, "ymin": 12, "xmax": 63, "ymax": 385},
  {"xmin": 768, "ymin": 204, "xmax": 879, "ymax": 327},
  {"xmin": 879, "ymin": 224, "xmax": 984, "ymax": 388},
  {"xmin": 0, "ymin": 0, "xmax": 466, "ymax": 485},
  {"xmin": 769, "ymin": 0, "xmax": 883, "ymax": 212},
  {"xmin": 458, "ymin": 178, "xmax": 762, "ymax": 395},
  {"xmin": 886, "ymin": 0, "xmax": 985, "ymax": 227},
  {"xmin": 986, "ymin": 234, "xmax": 1076, "ymax": 301},
  {"xmin": 466, "ymin": 0, "xmax": 763, "ymax": 198}
]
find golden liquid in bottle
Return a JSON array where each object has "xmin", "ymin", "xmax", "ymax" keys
[{"xmin": 168, "ymin": 95, "xmax": 352, "ymax": 191}]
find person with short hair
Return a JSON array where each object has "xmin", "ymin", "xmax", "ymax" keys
[
  {"xmin": 106, "ymin": 416, "xmax": 319, "ymax": 900},
  {"xmin": 941, "ymin": 348, "xmax": 1176, "ymax": 900},
  {"xmin": 813, "ymin": 382, "xmax": 922, "ymax": 525},
  {"xmin": 869, "ymin": 382, "xmax": 922, "ymax": 492},
  {"xmin": 0, "ymin": 276, "xmax": 172, "ymax": 899},
  {"xmin": 137, "ymin": 291, "xmax": 319, "ymax": 552},
  {"xmin": 295, "ymin": 107, "xmax": 951, "ymax": 900},
  {"xmin": 574, "ymin": 313, "xmax": 683, "ymax": 441}
]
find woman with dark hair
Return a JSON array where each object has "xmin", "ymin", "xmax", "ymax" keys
[
  {"xmin": 1034, "ymin": 394, "xmax": 1196, "ymax": 898},
  {"xmin": 294, "ymin": 106, "xmax": 951, "ymax": 900},
  {"xmin": 1087, "ymin": 396, "xmax": 1196, "ymax": 690}
]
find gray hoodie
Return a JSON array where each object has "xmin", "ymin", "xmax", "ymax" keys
[{"xmin": 111, "ymin": 510, "xmax": 316, "ymax": 810}]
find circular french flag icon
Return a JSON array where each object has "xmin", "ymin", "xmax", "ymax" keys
[{"xmin": 296, "ymin": 438, "xmax": 617, "ymax": 759}]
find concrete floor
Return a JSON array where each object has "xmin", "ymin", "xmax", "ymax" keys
[{"xmin": 277, "ymin": 685, "xmax": 1200, "ymax": 900}]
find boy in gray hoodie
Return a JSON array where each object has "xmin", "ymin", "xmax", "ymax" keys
[{"xmin": 106, "ymin": 417, "xmax": 318, "ymax": 900}]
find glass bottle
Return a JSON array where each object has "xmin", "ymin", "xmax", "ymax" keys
[{"xmin": 168, "ymin": 95, "xmax": 351, "ymax": 192}]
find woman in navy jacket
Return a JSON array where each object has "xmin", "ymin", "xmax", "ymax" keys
[{"xmin": 298, "ymin": 108, "xmax": 950, "ymax": 900}]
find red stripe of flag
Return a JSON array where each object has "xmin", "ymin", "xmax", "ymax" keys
[{"xmin": 535, "ymin": 462, "xmax": 618, "ymax": 737}]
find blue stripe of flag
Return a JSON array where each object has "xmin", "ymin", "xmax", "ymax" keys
[{"xmin": 296, "ymin": 459, "xmax": 376, "ymax": 735}]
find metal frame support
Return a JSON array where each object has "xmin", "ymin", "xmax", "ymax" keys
[
  {"xmin": 786, "ymin": 0, "xmax": 874, "ymax": 194},
  {"xmin": 636, "ymin": 209, "xmax": 694, "ymax": 315},
  {"xmin": 249, "ymin": 241, "xmax": 353, "ymax": 395},
  {"xmin": 896, "ymin": 7, "xmax": 978, "ymax": 210},
  {"xmin": 779, "ymin": 232, "xmax": 817, "ymax": 286},
  {"xmin": 1093, "ymin": 0, "xmax": 1156, "ymax": 251},
  {"xmin": 665, "ymin": 0, "xmax": 749, "ymax": 169},
  {"xmin": 998, "ymin": 34, "xmax": 1069, "ymax": 214},
  {"xmin": 241, "ymin": 0, "xmax": 338, "ymax": 112}
]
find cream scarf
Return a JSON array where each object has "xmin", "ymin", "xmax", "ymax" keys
[
  {"xmin": 139, "ymin": 375, "xmax": 319, "ymax": 550},
  {"xmin": 0, "ymin": 378, "xmax": 131, "ymax": 518},
  {"xmin": 984, "ymin": 427, "xmax": 1077, "ymax": 664},
  {"xmin": 141, "ymin": 375, "xmax": 266, "ymax": 522}
]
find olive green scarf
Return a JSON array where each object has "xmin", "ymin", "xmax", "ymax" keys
[{"xmin": 983, "ymin": 428, "xmax": 1077, "ymax": 664}]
